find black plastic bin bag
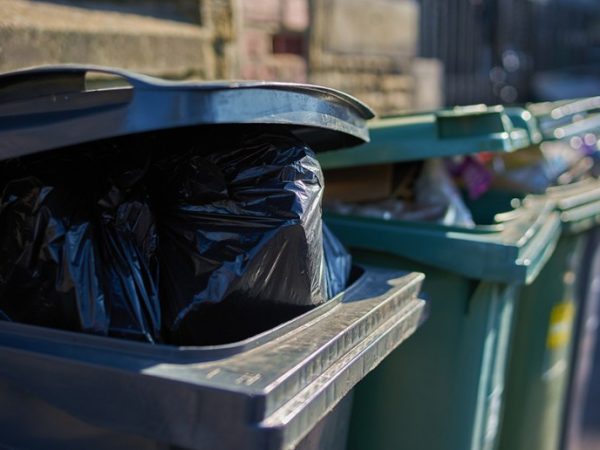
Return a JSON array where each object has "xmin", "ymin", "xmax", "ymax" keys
[
  {"xmin": 96, "ymin": 159, "xmax": 162, "ymax": 343},
  {"xmin": 153, "ymin": 131, "xmax": 335, "ymax": 344},
  {"xmin": 323, "ymin": 223, "xmax": 352, "ymax": 299},
  {"xmin": 0, "ymin": 128, "xmax": 352, "ymax": 345},
  {"xmin": 0, "ymin": 149, "xmax": 162, "ymax": 343}
]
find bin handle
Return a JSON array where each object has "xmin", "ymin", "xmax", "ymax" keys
[{"xmin": 0, "ymin": 64, "xmax": 172, "ymax": 105}]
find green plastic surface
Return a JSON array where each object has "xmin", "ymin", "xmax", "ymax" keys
[
  {"xmin": 462, "ymin": 179, "xmax": 600, "ymax": 450},
  {"xmin": 317, "ymin": 106, "xmax": 531, "ymax": 169},
  {"xmin": 325, "ymin": 200, "xmax": 560, "ymax": 285},
  {"xmin": 347, "ymin": 254, "xmax": 518, "ymax": 450},
  {"xmin": 322, "ymin": 99, "xmax": 600, "ymax": 450},
  {"xmin": 327, "ymin": 199, "xmax": 560, "ymax": 450},
  {"xmin": 467, "ymin": 178, "xmax": 600, "ymax": 234},
  {"xmin": 498, "ymin": 233, "xmax": 583, "ymax": 450},
  {"xmin": 490, "ymin": 100, "xmax": 600, "ymax": 450},
  {"xmin": 328, "ymin": 173, "xmax": 600, "ymax": 450},
  {"xmin": 477, "ymin": 181, "xmax": 600, "ymax": 450},
  {"xmin": 540, "ymin": 179, "xmax": 600, "ymax": 233}
]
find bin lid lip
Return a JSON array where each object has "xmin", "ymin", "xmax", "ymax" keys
[
  {"xmin": 0, "ymin": 64, "xmax": 374, "ymax": 160},
  {"xmin": 317, "ymin": 104, "xmax": 533, "ymax": 169}
]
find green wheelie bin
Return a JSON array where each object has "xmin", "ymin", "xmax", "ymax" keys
[
  {"xmin": 317, "ymin": 107, "xmax": 561, "ymax": 450},
  {"xmin": 483, "ymin": 102, "xmax": 600, "ymax": 450}
]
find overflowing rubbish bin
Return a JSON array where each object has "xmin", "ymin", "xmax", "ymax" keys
[
  {"xmin": 318, "ymin": 107, "xmax": 561, "ymax": 450},
  {"xmin": 485, "ymin": 100, "xmax": 600, "ymax": 450},
  {"xmin": 0, "ymin": 65, "xmax": 428, "ymax": 449}
]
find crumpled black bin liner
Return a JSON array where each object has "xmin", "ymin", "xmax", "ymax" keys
[{"xmin": 0, "ymin": 128, "xmax": 351, "ymax": 345}]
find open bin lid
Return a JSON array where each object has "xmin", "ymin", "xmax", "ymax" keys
[
  {"xmin": 0, "ymin": 64, "xmax": 374, "ymax": 161},
  {"xmin": 317, "ymin": 105, "xmax": 531, "ymax": 169},
  {"xmin": 527, "ymin": 97, "xmax": 600, "ymax": 141}
]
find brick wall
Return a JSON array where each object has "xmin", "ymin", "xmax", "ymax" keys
[
  {"xmin": 237, "ymin": 0, "xmax": 443, "ymax": 115},
  {"xmin": 238, "ymin": 0, "xmax": 309, "ymax": 82},
  {"xmin": 309, "ymin": 0, "xmax": 441, "ymax": 115}
]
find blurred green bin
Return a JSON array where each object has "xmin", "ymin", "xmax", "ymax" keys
[
  {"xmin": 317, "ymin": 107, "xmax": 561, "ymax": 450},
  {"xmin": 485, "ymin": 102, "xmax": 600, "ymax": 450}
]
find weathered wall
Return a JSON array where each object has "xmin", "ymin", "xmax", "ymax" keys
[
  {"xmin": 0, "ymin": 0, "xmax": 236, "ymax": 79},
  {"xmin": 1, "ymin": 0, "xmax": 443, "ymax": 113},
  {"xmin": 237, "ymin": 0, "xmax": 442, "ymax": 115},
  {"xmin": 238, "ymin": 0, "xmax": 309, "ymax": 82},
  {"xmin": 309, "ymin": 0, "xmax": 438, "ymax": 115}
]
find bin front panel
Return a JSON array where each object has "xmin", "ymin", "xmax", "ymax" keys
[
  {"xmin": 346, "ymin": 250, "xmax": 517, "ymax": 450},
  {"xmin": 499, "ymin": 234, "xmax": 583, "ymax": 450}
]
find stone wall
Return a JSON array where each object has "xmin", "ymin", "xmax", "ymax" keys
[
  {"xmin": 309, "ymin": 0, "xmax": 441, "ymax": 115},
  {"xmin": 236, "ymin": 0, "xmax": 442, "ymax": 114},
  {"xmin": 238, "ymin": 0, "xmax": 309, "ymax": 82},
  {"xmin": 0, "ymin": 0, "xmax": 443, "ymax": 114},
  {"xmin": 0, "ymin": 0, "xmax": 235, "ymax": 79}
]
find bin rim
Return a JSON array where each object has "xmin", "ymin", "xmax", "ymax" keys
[
  {"xmin": 0, "ymin": 266, "xmax": 422, "ymax": 363},
  {"xmin": 324, "ymin": 199, "xmax": 561, "ymax": 285}
]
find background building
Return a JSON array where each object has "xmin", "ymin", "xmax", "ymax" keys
[{"xmin": 1, "ymin": 0, "xmax": 599, "ymax": 112}]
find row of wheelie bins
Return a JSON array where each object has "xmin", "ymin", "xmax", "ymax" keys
[
  {"xmin": 316, "ymin": 99, "xmax": 600, "ymax": 450},
  {"xmin": 0, "ymin": 64, "xmax": 598, "ymax": 450}
]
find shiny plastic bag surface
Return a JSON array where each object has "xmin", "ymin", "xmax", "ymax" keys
[
  {"xmin": 323, "ymin": 223, "xmax": 352, "ymax": 299},
  {"xmin": 151, "ymin": 132, "xmax": 331, "ymax": 344},
  {"xmin": 0, "ymin": 150, "xmax": 162, "ymax": 343},
  {"xmin": 0, "ymin": 129, "xmax": 350, "ymax": 345}
]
